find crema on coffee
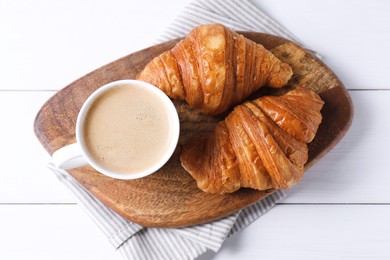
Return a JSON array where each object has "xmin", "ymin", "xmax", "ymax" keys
[{"xmin": 83, "ymin": 84, "xmax": 172, "ymax": 173}]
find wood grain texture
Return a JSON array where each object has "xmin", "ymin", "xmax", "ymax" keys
[
  {"xmin": 0, "ymin": 205, "xmax": 122, "ymax": 260},
  {"xmin": 284, "ymin": 90, "xmax": 390, "ymax": 204},
  {"xmin": 2, "ymin": 204, "xmax": 389, "ymax": 260},
  {"xmin": 204, "ymin": 204, "xmax": 390, "ymax": 259},
  {"xmin": 34, "ymin": 32, "xmax": 353, "ymax": 227}
]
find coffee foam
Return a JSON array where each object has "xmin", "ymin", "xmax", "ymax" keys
[{"xmin": 83, "ymin": 84, "xmax": 172, "ymax": 173}]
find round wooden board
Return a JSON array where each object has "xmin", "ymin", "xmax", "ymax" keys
[{"xmin": 34, "ymin": 32, "xmax": 353, "ymax": 228}]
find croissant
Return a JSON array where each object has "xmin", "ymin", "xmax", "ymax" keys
[
  {"xmin": 180, "ymin": 87, "xmax": 324, "ymax": 193},
  {"xmin": 136, "ymin": 24, "xmax": 293, "ymax": 115}
]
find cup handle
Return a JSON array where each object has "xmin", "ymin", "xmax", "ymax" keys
[{"xmin": 52, "ymin": 143, "xmax": 87, "ymax": 169}]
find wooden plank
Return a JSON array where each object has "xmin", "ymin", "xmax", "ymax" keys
[
  {"xmin": 284, "ymin": 90, "xmax": 390, "ymax": 203},
  {"xmin": 200, "ymin": 204, "xmax": 390, "ymax": 260},
  {"xmin": 0, "ymin": 91, "xmax": 74, "ymax": 203},
  {"xmin": 0, "ymin": 205, "xmax": 122, "ymax": 260},
  {"xmin": 1, "ymin": 0, "xmax": 390, "ymax": 91},
  {"xmin": 0, "ymin": 0, "xmax": 192, "ymax": 91},
  {"xmin": 1, "ymin": 204, "xmax": 388, "ymax": 259},
  {"xmin": 255, "ymin": 0, "xmax": 390, "ymax": 90}
]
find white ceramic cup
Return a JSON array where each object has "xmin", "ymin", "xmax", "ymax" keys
[{"xmin": 51, "ymin": 79, "xmax": 180, "ymax": 180}]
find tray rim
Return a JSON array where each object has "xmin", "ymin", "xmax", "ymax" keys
[{"xmin": 34, "ymin": 31, "xmax": 354, "ymax": 227}]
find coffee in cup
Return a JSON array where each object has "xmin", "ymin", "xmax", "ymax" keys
[{"xmin": 52, "ymin": 80, "xmax": 180, "ymax": 180}]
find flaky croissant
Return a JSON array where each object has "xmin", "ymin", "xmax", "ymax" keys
[
  {"xmin": 137, "ymin": 24, "xmax": 293, "ymax": 115},
  {"xmin": 180, "ymin": 87, "xmax": 324, "ymax": 194}
]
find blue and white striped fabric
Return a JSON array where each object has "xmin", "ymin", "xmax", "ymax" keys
[
  {"xmin": 49, "ymin": 164, "xmax": 284, "ymax": 259},
  {"xmin": 47, "ymin": 0, "xmax": 303, "ymax": 259}
]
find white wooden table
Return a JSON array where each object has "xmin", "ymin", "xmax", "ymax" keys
[{"xmin": 1, "ymin": 0, "xmax": 389, "ymax": 259}]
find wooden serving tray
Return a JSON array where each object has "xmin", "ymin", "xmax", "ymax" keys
[{"xmin": 34, "ymin": 32, "xmax": 353, "ymax": 228}]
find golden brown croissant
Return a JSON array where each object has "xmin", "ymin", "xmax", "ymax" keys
[
  {"xmin": 136, "ymin": 24, "xmax": 293, "ymax": 115},
  {"xmin": 180, "ymin": 87, "xmax": 324, "ymax": 193}
]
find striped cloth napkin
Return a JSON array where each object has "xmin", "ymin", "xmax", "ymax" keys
[{"xmin": 48, "ymin": 0, "xmax": 303, "ymax": 259}]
